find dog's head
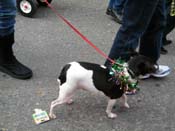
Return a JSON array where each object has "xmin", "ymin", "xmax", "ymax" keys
[{"xmin": 128, "ymin": 55, "xmax": 156, "ymax": 77}]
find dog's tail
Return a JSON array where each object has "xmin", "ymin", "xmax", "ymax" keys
[{"xmin": 57, "ymin": 79, "xmax": 61, "ymax": 89}]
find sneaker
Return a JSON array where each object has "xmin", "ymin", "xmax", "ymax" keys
[
  {"xmin": 106, "ymin": 8, "xmax": 112, "ymax": 15},
  {"xmin": 151, "ymin": 65, "xmax": 170, "ymax": 77},
  {"xmin": 160, "ymin": 47, "xmax": 168, "ymax": 55},
  {"xmin": 111, "ymin": 10, "xmax": 122, "ymax": 24},
  {"xmin": 106, "ymin": 8, "xmax": 122, "ymax": 24},
  {"xmin": 139, "ymin": 65, "xmax": 170, "ymax": 79},
  {"xmin": 163, "ymin": 38, "xmax": 172, "ymax": 46}
]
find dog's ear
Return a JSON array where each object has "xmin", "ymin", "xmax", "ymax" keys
[
  {"xmin": 128, "ymin": 55, "xmax": 156, "ymax": 76},
  {"xmin": 137, "ymin": 58, "xmax": 156, "ymax": 75},
  {"xmin": 137, "ymin": 62, "xmax": 149, "ymax": 75}
]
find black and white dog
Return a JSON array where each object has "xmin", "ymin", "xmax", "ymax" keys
[{"xmin": 49, "ymin": 55, "xmax": 156, "ymax": 119}]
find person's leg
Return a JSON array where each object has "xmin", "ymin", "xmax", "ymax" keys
[
  {"xmin": 105, "ymin": 0, "xmax": 159, "ymax": 66},
  {"xmin": 139, "ymin": 0, "xmax": 166, "ymax": 62},
  {"xmin": 0, "ymin": 0, "xmax": 33, "ymax": 79},
  {"xmin": 107, "ymin": 0, "xmax": 115, "ymax": 9},
  {"xmin": 113, "ymin": 0, "xmax": 126, "ymax": 15},
  {"xmin": 0, "ymin": 0, "xmax": 16, "ymax": 37},
  {"xmin": 138, "ymin": 0, "xmax": 170, "ymax": 78},
  {"xmin": 163, "ymin": 3, "xmax": 175, "ymax": 45}
]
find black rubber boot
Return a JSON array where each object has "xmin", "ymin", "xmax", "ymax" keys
[{"xmin": 0, "ymin": 32, "xmax": 33, "ymax": 79}]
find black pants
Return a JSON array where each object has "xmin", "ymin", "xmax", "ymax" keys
[{"xmin": 163, "ymin": 1, "xmax": 175, "ymax": 42}]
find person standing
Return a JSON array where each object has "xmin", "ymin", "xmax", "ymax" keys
[
  {"xmin": 105, "ymin": 0, "xmax": 170, "ymax": 78},
  {"xmin": 161, "ymin": 0, "xmax": 175, "ymax": 54},
  {"xmin": 0, "ymin": 0, "xmax": 33, "ymax": 79}
]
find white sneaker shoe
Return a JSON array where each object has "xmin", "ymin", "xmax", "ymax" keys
[{"xmin": 139, "ymin": 65, "xmax": 170, "ymax": 79}]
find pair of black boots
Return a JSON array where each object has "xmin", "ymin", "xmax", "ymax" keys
[{"xmin": 0, "ymin": 32, "xmax": 32, "ymax": 79}]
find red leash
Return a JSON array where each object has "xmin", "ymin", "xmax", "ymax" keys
[{"xmin": 44, "ymin": 0, "xmax": 115, "ymax": 64}]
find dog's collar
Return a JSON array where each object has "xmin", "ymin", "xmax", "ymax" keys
[{"xmin": 109, "ymin": 59, "xmax": 139, "ymax": 91}]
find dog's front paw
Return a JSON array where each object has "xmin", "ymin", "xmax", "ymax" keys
[
  {"xmin": 49, "ymin": 113, "xmax": 57, "ymax": 119},
  {"xmin": 107, "ymin": 113, "xmax": 117, "ymax": 119}
]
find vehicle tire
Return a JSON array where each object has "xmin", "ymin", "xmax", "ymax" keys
[
  {"xmin": 36, "ymin": 0, "xmax": 52, "ymax": 6},
  {"xmin": 17, "ymin": 0, "xmax": 37, "ymax": 17}
]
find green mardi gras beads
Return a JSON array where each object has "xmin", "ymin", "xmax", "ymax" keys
[{"xmin": 110, "ymin": 59, "xmax": 139, "ymax": 90}]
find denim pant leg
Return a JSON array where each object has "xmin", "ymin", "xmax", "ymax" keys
[
  {"xmin": 113, "ymin": 0, "xmax": 126, "ymax": 14},
  {"xmin": 105, "ymin": 0, "xmax": 160, "ymax": 66},
  {"xmin": 0, "ymin": 0, "xmax": 16, "ymax": 37},
  {"xmin": 108, "ymin": 0, "xmax": 115, "ymax": 9},
  {"xmin": 139, "ymin": 0, "xmax": 166, "ymax": 63}
]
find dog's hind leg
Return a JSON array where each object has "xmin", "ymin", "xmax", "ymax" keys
[
  {"xmin": 49, "ymin": 98, "xmax": 65, "ymax": 119},
  {"xmin": 106, "ymin": 99, "xmax": 117, "ymax": 119},
  {"xmin": 49, "ymin": 83, "xmax": 76, "ymax": 119},
  {"xmin": 121, "ymin": 94, "xmax": 130, "ymax": 108}
]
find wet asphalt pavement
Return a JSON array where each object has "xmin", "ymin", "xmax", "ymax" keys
[{"xmin": 0, "ymin": 0, "xmax": 175, "ymax": 131}]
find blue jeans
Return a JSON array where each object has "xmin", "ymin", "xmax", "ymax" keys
[
  {"xmin": 105, "ymin": 0, "xmax": 166, "ymax": 65},
  {"xmin": 0, "ymin": 0, "xmax": 16, "ymax": 37},
  {"xmin": 108, "ymin": 0, "xmax": 126, "ymax": 14}
]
